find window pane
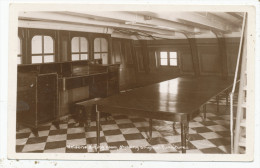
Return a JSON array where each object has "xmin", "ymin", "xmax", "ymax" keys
[
  {"xmin": 170, "ymin": 59, "xmax": 177, "ymax": 66},
  {"xmin": 101, "ymin": 53, "xmax": 108, "ymax": 64},
  {"xmin": 32, "ymin": 35, "xmax": 42, "ymax": 54},
  {"xmin": 44, "ymin": 55, "xmax": 54, "ymax": 63},
  {"xmin": 94, "ymin": 53, "xmax": 101, "ymax": 59},
  {"xmin": 94, "ymin": 38, "xmax": 101, "ymax": 52},
  {"xmin": 160, "ymin": 59, "xmax": 168, "ymax": 66},
  {"xmin": 71, "ymin": 37, "xmax": 79, "ymax": 52},
  {"xmin": 170, "ymin": 52, "xmax": 177, "ymax": 59},
  {"xmin": 160, "ymin": 52, "xmax": 167, "ymax": 59},
  {"xmin": 32, "ymin": 56, "xmax": 42, "ymax": 64},
  {"xmin": 44, "ymin": 36, "xmax": 54, "ymax": 53},
  {"xmin": 80, "ymin": 37, "xmax": 88, "ymax": 52},
  {"xmin": 80, "ymin": 54, "xmax": 88, "ymax": 60},
  {"xmin": 72, "ymin": 54, "xmax": 80, "ymax": 61},
  {"xmin": 101, "ymin": 38, "xmax": 108, "ymax": 52},
  {"xmin": 17, "ymin": 57, "xmax": 21, "ymax": 64}
]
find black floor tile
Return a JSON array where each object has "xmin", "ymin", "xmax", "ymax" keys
[
  {"xmin": 45, "ymin": 140, "xmax": 66, "ymax": 150},
  {"xmin": 124, "ymin": 133, "xmax": 145, "ymax": 140},
  {"xmin": 200, "ymin": 147, "xmax": 225, "ymax": 154},
  {"xmin": 16, "ymin": 133, "xmax": 30, "ymax": 139},
  {"xmin": 103, "ymin": 129, "xmax": 122, "ymax": 136},
  {"xmin": 16, "ymin": 145, "xmax": 24, "ymax": 152},
  {"xmin": 67, "ymin": 133, "xmax": 86, "ymax": 140},
  {"xmin": 208, "ymin": 138, "xmax": 230, "ymax": 146},
  {"xmin": 192, "ymin": 127, "xmax": 212, "ymax": 133},
  {"xmin": 86, "ymin": 136, "xmax": 106, "ymax": 144},
  {"xmin": 26, "ymin": 136, "xmax": 48, "ymax": 144},
  {"xmin": 49, "ymin": 129, "xmax": 67, "ymax": 136},
  {"xmin": 117, "ymin": 123, "xmax": 136, "ymax": 129},
  {"xmin": 148, "ymin": 137, "xmax": 168, "ymax": 145}
]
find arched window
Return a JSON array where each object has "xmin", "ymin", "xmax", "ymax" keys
[
  {"xmin": 17, "ymin": 37, "xmax": 22, "ymax": 64},
  {"xmin": 31, "ymin": 35, "xmax": 54, "ymax": 64},
  {"xmin": 94, "ymin": 38, "xmax": 108, "ymax": 64},
  {"xmin": 71, "ymin": 37, "xmax": 88, "ymax": 61}
]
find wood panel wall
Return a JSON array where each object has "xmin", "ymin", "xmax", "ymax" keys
[
  {"xmin": 18, "ymin": 28, "xmax": 111, "ymax": 64},
  {"xmin": 113, "ymin": 37, "xmax": 240, "ymax": 90},
  {"xmin": 111, "ymin": 38, "xmax": 137, "ymax": 90},
  {"xmin": 18, "ymin": 27, "xmax": 240, "ymax": 92}
]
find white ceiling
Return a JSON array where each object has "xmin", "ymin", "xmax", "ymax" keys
[{"xmin": 18, "ymin": 11, "xmax": 244, "ymax": 40}]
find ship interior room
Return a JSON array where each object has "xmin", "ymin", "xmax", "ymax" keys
[{"xmin": 16, "ymin": 11, "xmax": 247, "ymax": 154}]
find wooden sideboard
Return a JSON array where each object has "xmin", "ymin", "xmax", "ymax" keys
[{"xmin": 17, "ymin": 60, "xmax": 120, "ymax": 135}]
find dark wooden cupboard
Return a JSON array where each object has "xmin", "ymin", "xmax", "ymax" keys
[
  {"xmin": 17, "ymin": 60, "xmax": 120, "ymax": 135},
  {"xmin": 17, "ymin": 72, "xmax": 58, "ymax": 136}
]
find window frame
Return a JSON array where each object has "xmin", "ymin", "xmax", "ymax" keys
[
  {"xmin": 71, "ymin": 36, "xmax": 89, "ymax": 61},
  {"xmin": 159, "ymin": 51, "xmax": 178, "ymax": 67},
  {"xmin": 31, "ymin": 35, "xmax": 55, "ymax": 64},
  {"xmin": 93, "ymin": 37, "xmax": 109, "ymax": 63},
  {"xmin": 27, "ymin": 28, "xmax": 57, "ymax": 64}
]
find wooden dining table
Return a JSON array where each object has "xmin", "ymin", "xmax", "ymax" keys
[{"xmin": 94, "ymin": 76, "xmax": 233, "ymax": 153}]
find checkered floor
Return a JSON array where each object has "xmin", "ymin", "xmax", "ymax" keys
[{"xmin": 16, "ymin": 92, "xmax": 238, "ymax": 154}]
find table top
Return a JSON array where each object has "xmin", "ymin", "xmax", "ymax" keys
[{"xmin": 96, "ymin": 76, "xmax": 233, "ymax": 122}]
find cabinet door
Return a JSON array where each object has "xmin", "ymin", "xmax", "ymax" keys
[
  {"xmin": 37, "ymin": 74, "xmax": 57, "ymax": 124},
  {"xmin": 107, "ymin": 67, "xmax": 119, "ymax": 96},
  {"xmin": 17, "ymin": 76, "xmax": 37, "ymax": 126},
  {"xmin": 90, "ymin": 73, "xmax": 108, "ymax": 98}
]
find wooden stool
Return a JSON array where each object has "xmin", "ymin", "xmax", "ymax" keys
[{"xmin": 74, "ymin": 98, "xmax": 101, "ymax": 128}]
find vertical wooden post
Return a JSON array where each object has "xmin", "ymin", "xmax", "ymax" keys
[
  {"xmin": 149, "ymin": 118, "xmax": 153, "ymax": 140},
  {"xmin": 89, "ymin": 34, "xmax": 94, "ymax": 60},
  {"xmin": 140, "ymin": 40, "xmax": 150, "ymax": 73},
  {"xmin": 96, "ymin": 105, "xmax": 100, "ymax": 153},
  {"xmin": 108, "ymin": 36, "xmax": 113, "ymax": 64},
  {"xmin": 217, "ymin": 36, "xmax": 228, "ymax": 80},
  {"xmin": 187, "ymin": 38, "xmax": 200, "ymax": 77}
]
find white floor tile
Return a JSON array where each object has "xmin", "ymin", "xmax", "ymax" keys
[
  {"xmin": 22, "ymin": 142, "xmax": 46, "ymax": 152},
  {"xmin": 190, "ymin": 140, "xmax": 216, "ymax": 149}
]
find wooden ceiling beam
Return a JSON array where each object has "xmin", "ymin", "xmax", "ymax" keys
[
  {"xmin": 147, "ymin": 12, "xmax": 235, "ymax": 32},
  {"xmin": 227, "ymin": 12, "xmax": 244, "ymax": 20},
  {"xmin": 200, "ymin": 12, "xmax": 243, "ymax": 27},
  {"xmin": 62, "ymin": 11, "xmax": 197, "ymax": 33},
  {"xmin": 18, "ymin": 12, "xmax": 179, "ymax": 37}
]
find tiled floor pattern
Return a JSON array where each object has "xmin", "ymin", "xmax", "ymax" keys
[{"xmin": 16, "ymin": 92, "xmax": 237, "ymax": 153}]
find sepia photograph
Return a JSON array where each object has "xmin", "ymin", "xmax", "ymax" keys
[{"xmin": 6, "ymin": 3, "xmax": 256, "ymax": 162}]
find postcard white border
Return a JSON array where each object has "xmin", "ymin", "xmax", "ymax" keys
[{"xmin": 7, "ymin": 3, "xmax": 256, "ymax": 162}]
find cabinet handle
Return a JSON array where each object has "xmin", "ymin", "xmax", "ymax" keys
[{"xmin": 30, "ymin": 84, "xmax": 34, "ymax": 88}]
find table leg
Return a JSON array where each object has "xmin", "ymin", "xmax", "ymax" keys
[
  {"xmin": 186, "ymin": 122, "xmax": 190, "ymax": 149},
  {"xmin": 31, "ymin": 128, "xmax": 39, "ymax": 137},
  {"xmin": 180, "ymin": 121, "xmax": 188, "ymax": 153},
  {"xmin": 149, "ymin": 118, "xmax": 152, "ymax": 140},
  {"xmin": 173, "ymin": 122, "xmax": 176, "ymax": 130},
  {"xmin": 96, "ymin": 106, "xmax": 100, "ymax": 153},
  {"xmin": 225, "ymin": 90, "xmax": 229, "ymax": 113},
  {"xmin": 203, "ymin": 104, "xmax": 207, "ymax": 121},
  {"xmin": 84, "ymin": 106, "xmax": 92, "ymax": 130},
  {"xmin": 216, "ymin": 95, "xmax": 219, "ymax": 113},
  {"xmin": 52, "ymin": 120, "xmax": 60, "ymax": 129},
  {"xmin": 172, "ymin": 122, "xmax": 178, "ymax": 135}
]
